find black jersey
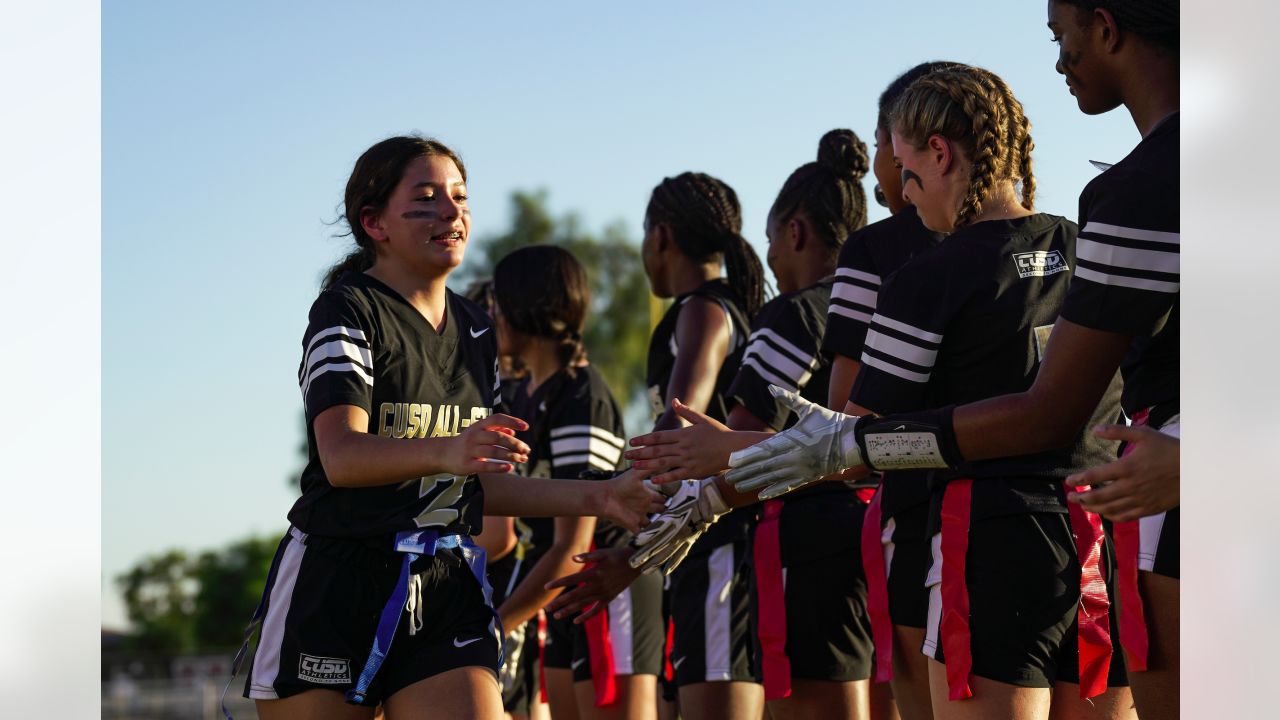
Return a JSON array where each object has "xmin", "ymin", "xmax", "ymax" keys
[
  {"xmin": 823, "ymin": 206, "xmax": 944, "ymax": 360},
  {"xmin": 288, "ymin": 272, "xmax": 500, "ymax": 538},
  {"xmin": 727, "ymin": 278, "xmax": 864, "ymax": 562},
  {"xmin": 504, "ymin": 365, "xmax": 630, "ymax": 551},
  {"xmin": 645, "ymin": 278, "xmax": 752, "ymax": 554},
  {"xmin": 850, "ymin": 214, "xmax": 1123, "ymax": 521},
  {"xmin": 825, "ymin": 207, "xmax": 942, "ymax": 520},
  {"xmin": 1060, "ymin": 113, "xmax": 1179, "ymax": 417},
  {"xmin": 645, "ymin": 278, "xmax": 751, "ymax": 423}
]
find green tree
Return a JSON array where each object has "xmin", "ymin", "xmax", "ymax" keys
[
  {"xmin": 117, "ymin": 535, "xmax": 281, "ymax": 654},
  {"xmin": 461, "ymin": 190, "xmax": 653, "ymax": 406}
]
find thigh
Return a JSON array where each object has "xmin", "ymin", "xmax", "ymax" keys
[
  {"xmin": 384, "ymin": 665, "xmax": 503, "ymax": 720},
  {"xmin": 573, "ymin": 673, "xmax": 658, "ymax": 720},
  {"xmin": 1049, "ymin": 683, "xmax": 1136, "ymax": 720},
  {"xmin": 891, "ymin": 625, "xmax": 933, "ymax": 720},
  {"xmin": 256, "ymin": 689, "xmax": 376, "ymax": 720},
  {"xmin": 677, "ymin": 680, "xmax": 764, "ymax": 720},
  {"xmin": 1126, "ymin": 572, "xmax": 1179, "ymax": 720},
  {"xmin": 545, "ymin": 667, "xmax": 581, "ymax": 720},
  {"xmin": 767, "ymin": 678, "xmax": 869, "ymax": 720}
]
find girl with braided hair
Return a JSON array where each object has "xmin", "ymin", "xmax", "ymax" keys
[
  {"xmin": 487, "ymin": 245, "xmax": 665, "ymax": 720},
  {"xmin": 641, "ymin": 171, "xmax": 766, "ymax": 719}
]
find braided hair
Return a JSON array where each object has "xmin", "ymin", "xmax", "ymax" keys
[
  {"xmin": 877, "ymin": 61, "xmax": 970, "ymax": 134},
  {"xmin": 323, "ymin": 135, "xmax": 466, "ymax": 290},
  {"xmin": 1057, "ymin": 0, "xmax": 1178, "ymax": 52},
  {"xmin": 770, "ymin": 129, "xmax": 871, "ymax": 253},
  {"xmin": 646, "ymin": 172, "xmax": 766, "ymax": 317},
  {"xmin": 493, "ymin": 245, "xmax": 590, "ymax": 376},
  {"xmin": 889, "ymin": 66, "xmax": 1036, "ymax": 229}
]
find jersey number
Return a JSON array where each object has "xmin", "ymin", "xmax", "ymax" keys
[{"xmin": 414, "ymin": 474, "xmax": 468, "ymax": 528}]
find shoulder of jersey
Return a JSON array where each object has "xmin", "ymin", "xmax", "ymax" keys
[{"xmin": 450, "ymin": 291, "xmax": 496, "ymax": 337}]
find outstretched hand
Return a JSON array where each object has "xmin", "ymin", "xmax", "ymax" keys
[
  {"xmin": 625, "ymin": 398, "xmax": 758, "ymax": 483},
  {"xmin": 724, "ymin": 386, "xmax": 862, "ymax": 499},
  {"xmin": 598, "ymin": 465, "xmax": 666, "ymax": 533},
  {"xmin": 443, "ymin": 413, "xmax": 530, "ymax": 475},
  {"xmin": 1066, "ymin": 423, "xmax": 1179, "ymax": 522},
  {"xmin": 544, "ymin": 547, "xmax": 641, "ymax": 623}
]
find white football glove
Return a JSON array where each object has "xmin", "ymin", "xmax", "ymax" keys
[
  {"xmin": 724, "ymin": 385, "xmax": 863, "ymax": 500},
  {"xmin": 499, "ymin": 621, "xmax": 528, "ymax": 693},
  {"xmin": 628, "ymin": 476, "xmax": 729, "ymax": 575}
]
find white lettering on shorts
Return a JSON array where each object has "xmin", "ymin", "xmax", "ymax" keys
[
  {"xmin": 298, "ymin": 654, "xmax": 351, "ymax": 684},
  {"xmin": 1012, "ymin": 250, "xmax": 1068, "ymax": 279}
]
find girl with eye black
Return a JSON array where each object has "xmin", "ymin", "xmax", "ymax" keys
[{"xmin": 233, "ymin": 136, "xmax": 662, "ymax": 720}]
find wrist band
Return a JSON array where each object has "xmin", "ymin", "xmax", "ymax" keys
[{"xmin": 855, "ymin": 405, "xmax": 963, "ymax": 471}]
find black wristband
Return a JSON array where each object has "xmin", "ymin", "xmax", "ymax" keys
[{"xmin": 854, "ymin": 405, "xmax": 964, "ymax": 471}]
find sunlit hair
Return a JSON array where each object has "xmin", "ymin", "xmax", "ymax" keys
[
  {"xmin": 769, "ymin": 129, "xmax": 870, "ymax": 252},
  {"xmin": 889, "ymin": 66, "xmax": 1036, "ymax": 229},
  {"xmin": 322, "ymin": 135, "xmax": 466, "ymax": 290},
  {"xmin": 494, "ymin": 245, "xmax": 590, "ymax": 374},
  {"xmin": 1057, "ymin": 0, "xmax": 1178, "ymax": 53},
  {"xmin": 646, "ymin": 172, "xmax": 766, "ymax": 317}
]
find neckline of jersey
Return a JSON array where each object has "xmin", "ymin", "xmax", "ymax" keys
[{"xmin": 354, "ymin": 271, "xmax": 460, "ymax": 346}]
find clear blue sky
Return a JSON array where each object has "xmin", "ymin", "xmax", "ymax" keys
[{"xmin": 102, "ymin": 0, "xmax": 1139, "ymax": 628}]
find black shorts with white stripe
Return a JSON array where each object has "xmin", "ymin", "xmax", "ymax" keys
[
  {"xmin": 244, "ymin": 528, "xmax": 499, "ymax": 705},
  {"xmin": 922, "ymin": 514, "xmax": 1128, "ymax": 689},
  {"xmin": 668, "ymin": 539, "xmax": 761, "ymax": 687},
  {"xmin": 543, "ymin": 568, "xmax": 665, "ymax": 681}
]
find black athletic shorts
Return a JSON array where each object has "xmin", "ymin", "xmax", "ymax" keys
[
  {"xmin": 244, "ymin": 527, "xmax": 499, "ymax": 705},
  {"xmin": 781, "ymin": 546, "xmax": 874, "ymax": 682},
  {"xmin": 543, "ymin": 567, "xmax": 664, "ymax": 682},
  {"xmin": 883, "ymin": 503, "xmax": 931, "ymax": 629},
  {"xmin": 922, "ymin": 513, "xmax": 1128, "ymax": 689},
  {"xmin": 668, "ymin": 539, "xmax": 761, "ymax": 687}
]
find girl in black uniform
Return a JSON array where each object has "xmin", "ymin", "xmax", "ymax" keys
[
  {"xmin": 640, "ymin": 172, "xmax": 765, "ymax": 720},
  {"xmin": 722, "ymin": 67, "xmax": 1136, "ymax": 719},
  {"xmin": 491, "ymin": 245, "xmax": 664, "ymax": 720},
  {"xmin": 823, "ymin": 61, "xmax": 959, "ymax": 720},
  {"xmin": 723, "ymin": 4, "xmax": 1179, "ymax": 718},
  {"xmin": 239, "ymin": 136, "xmax": 661, "ymax": 720},
  {"xmin": 553, "ymin": 133, "xmax": 882, "ymax": 719}
]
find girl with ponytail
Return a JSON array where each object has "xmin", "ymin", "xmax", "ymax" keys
[
  {"xmin": 241, "ymin": 136, "xmax": 662, "ymax": 720},
  {"xmin": 487, "ymin": 245, "xmax": 665, "ymax": 720}
]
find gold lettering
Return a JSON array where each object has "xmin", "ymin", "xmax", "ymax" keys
[
  {"xmin": 430, "ymin": 404, "xmax": 453, "ymax": 437},
  {"xmin": 379, "ymin": 403, "xmax": 395, "ymax": 437},
  {"xmin": 393, "ymin": 403, "xmax": 408, "ymax": 439},
  {"xmin": 406, "ymin": 404, "xmax": 422, "ymax": 438}
]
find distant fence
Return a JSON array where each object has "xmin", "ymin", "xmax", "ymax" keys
[{"xmin": 102, "ymin": 677, "xmax": 257, "ymax": 720}]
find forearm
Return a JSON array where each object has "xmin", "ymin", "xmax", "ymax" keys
[
  {"xmin": 827, "ymin": 356, "xmax": 861, "ymax": 410},
  {"xmin": 498, "ymin": 518, "xmax": 596, "ymax": 629},
  {"xmin": 480, "ymin": 474, "xmax": 602, "ymax": 517},
  {"xmin": 474, "ymin": 516, "xmax": 517, "ymax": 562},
  {"xmin": 322, "ymin": 432, "xmax": 456, "ymax": 488}
]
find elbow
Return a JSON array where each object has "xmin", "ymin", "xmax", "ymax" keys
[{"xmin": 319, "ymin": 450, "xmax": 359, "ymax": 488}]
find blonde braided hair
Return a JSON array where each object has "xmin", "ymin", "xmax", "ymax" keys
[{"xmin": 889, "ymin": 66, "xmax": 1036, "ymax": 228}]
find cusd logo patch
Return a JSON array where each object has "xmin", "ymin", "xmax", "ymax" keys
[
  {"xmin": 298, "ymin": 654, "xmax": 351, "ymax": 684},
  {"xmin": 1012, "ymin": 250, "xmax": 1068, "ymax": 279}
]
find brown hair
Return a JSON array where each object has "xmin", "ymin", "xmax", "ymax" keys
[
  {"xmin": 494, "ymin": 245, "xmax": 590, "ymax": 373},
  {"xmin": 323, "ymin": 135, "xmax": 467, "ymax": 290},
  {"xmin": 889, "ymin": 66, "xmax": 1036, "ymax": 228}
]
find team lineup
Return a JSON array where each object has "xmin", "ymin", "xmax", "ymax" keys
[{"xmin": 228, "ymin": 1, "xmax": 1179, "ymax": 718}]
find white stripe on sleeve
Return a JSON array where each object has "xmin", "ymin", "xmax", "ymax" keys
[
  {"xmin": 1080, "ymin": 222, "xmax": 1179, "ymax": 246},
  {"xmin": 1077, "ymin": 238, "xmax": 1180, "ymax": 275}
]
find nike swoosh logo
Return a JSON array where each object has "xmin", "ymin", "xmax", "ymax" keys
[
  {"xmin": 893, "ymin": 425, "xmax": 906, "ymax": 431},
  {"xmin": 571, "ymin": 658, "xmax": 586, "ymax": 670},
  {"xmin": 470, "ymin": 326, "xmax": 490, "ymax": 338},
  {"xmin": 672, "ymin": 656, "xmax": 686, "ymax": 670},
  {"xmin": 453, "ymin": 636, "xmax": 483, "ymax": 648}
]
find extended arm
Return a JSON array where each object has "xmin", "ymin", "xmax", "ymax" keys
[{"xmin": 496, "ymin": 515, "xmax": 596, "ymax": 630}]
